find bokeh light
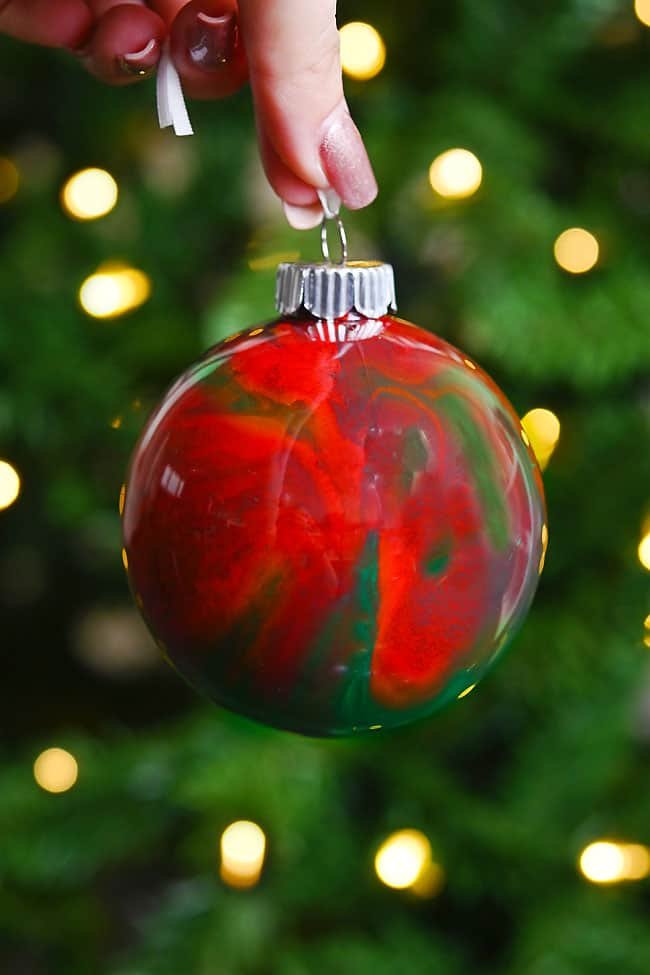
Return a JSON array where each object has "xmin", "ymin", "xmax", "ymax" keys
[
  {"xmin": 220, "ymin": 820, "xmax": 267, "ymax": 888},
  {"xmin": 634, "ymin": 0, "xmax": 650, "ymax": 26},
  {"xmin": 374, "ymin": 829, "xmax": 434, "ymax": 890},
  {"xmin": 429, "ymin": 148, "xmax": 482, "ymax": 200},
  {"xmin": 579, "ymin": 841, "xmax": 650, "ymax": 884},
  {"xmin": 553, "ymin": 228, "xmax": 599, "ymax": 274},
  {"xmin": 33, "ymin": 747, "xmax": 78, "ymax": 794},
  {"xmin": 539, "ymin": 523, "xmax": 549, "ymax": 574},
  {"xmin": 0, "ymin": 156, "xmax": 19, "ymax": 203},
  {"xmin": 0, "ymin": 460, "xmax": 21, "ymax": 511},
  {"xmin": 79, "ymin": 264, "xmax": 151, "ymax": 319},
  {"xmin": 638, "ymin": 532, "xmax": 650, "ymax": 571},
  {"xmin": 61, "ymin": 167, "xmax": 118, "ymax": 220},
  {"xmin": 340, "ymin": 22, "xmax": 386, "ymax": 81},
  {"xmin": 521, "ymin": 408, "xmax": 561, "ymax": 471}
]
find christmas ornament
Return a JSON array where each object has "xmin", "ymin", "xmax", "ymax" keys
[{"xmin": 122, "ymin": 209, "xmax": 546, "ymax": 737}]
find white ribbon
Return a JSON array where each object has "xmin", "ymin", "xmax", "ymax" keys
[{"xmin": 156, "ymin": 42, "xmax": 194, "ymax": 137}]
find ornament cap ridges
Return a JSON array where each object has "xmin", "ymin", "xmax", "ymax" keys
[{"xmin": 275, "ymin": 260, "xmax": 397, "ymax": 321}]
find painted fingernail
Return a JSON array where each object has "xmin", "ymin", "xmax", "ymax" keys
[
  {"xmin": 119, "ymin": 38, "xmax": 160, "ymax": 78},
  {"xmin": 319, "ymin": 103, "xmax": 378, "ymax": 210},
  {"xmin": 187, "ymin": 11, "xmax": 237, "ymax": 70},
  {"xmin": 283, "ymin": 201, "xmax": 323, "ymax": 231}
]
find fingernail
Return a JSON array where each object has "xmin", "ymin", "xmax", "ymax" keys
[
  {"xmin": 188, "ymin": 11, "xmax": 237, "ymax": 70},
  {"xmin": 119, "ymin": 38, "xmax": 160, "ymax": 78},
  {"xmin": 283, "ymin": 201, "xmax": 323, "ymax": 231},
  {"xmin": 319, "ymin": 103, "xmax": 378, "ymax": 210}
]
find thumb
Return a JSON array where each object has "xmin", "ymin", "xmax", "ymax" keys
[{"xmin": 237, "ymin": 0, "xmax": 377, "ymax": 211}]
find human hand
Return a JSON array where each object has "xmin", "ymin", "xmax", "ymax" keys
[{"xmin": 0, "ymin": 0, "xmax": 377, "ymax": 227}]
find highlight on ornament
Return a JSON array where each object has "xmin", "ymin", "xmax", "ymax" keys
[
  {"xmin": 220, "ymin": 820, "xmax": 267, "ymax": 888},
  {"xmin": 429, "ymin": 148, "xmax": 483, "ymax": 200},
  {"xmin": 579, "ymin": 840, "xmax": 650, "ymax": 885},
  {"xmin": 33, "ymin": 747, "xmax": 79, "ymax": 794},
  {"xmin": 61, "ymin": 167, "xmax": 118, "ymax": 221},
  {"xmin": 634, "ymin": 0, "xmax": 650, "ymax": 26},
  {"xmin": 0, "ymin": 156, "xmax": 19, "ymax": 204},
  {"xmin": 520, "ymin": 408, "xmax": 561, "ymax": 471},
  {"xmin": 0, "ymin": 459, "xmax": 21, "ymax": 512},
  {"xmin": 553, "ymin": 227, "xmax": 599, "ymax": 274},
  {"xmin": 79, "ymin": 263, "xmax": 151, "ymax": 319},
  {"xmin": 374, "ymin": 829, "xmax": 443, "ymax": 896},
  {"xmin": 339, "ymin": 21, "xmax": 386, "ymax": 81},
  {"xmin": 639, "ymin": 531, "xmax": 650, "ymax": 572}
]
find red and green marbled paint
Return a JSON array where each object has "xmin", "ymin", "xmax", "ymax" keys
[{"xmin": 122, "ymin": 314, "xmax": 546, "ymax": 736}]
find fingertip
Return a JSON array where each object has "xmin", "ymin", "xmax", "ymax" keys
[
  {"xmin": 169, "ymin": 0, "xmax": 247, "ymax": 100},
  {"xmin": 80, "ymin": 4, "xmax": 165, "ymax": 86},
  {"xmin": 283, "ymin": 202, "xmax": 323, "ymax": 231}
]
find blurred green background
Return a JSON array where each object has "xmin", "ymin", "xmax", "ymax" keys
[{"xmin": 1, "ymin": 1, "xmax": 650, "ymax": 973}]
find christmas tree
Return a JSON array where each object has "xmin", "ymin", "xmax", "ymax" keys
[{"xmin": 1, "ymin": 2, "xmax": 650, "ymax": 972}]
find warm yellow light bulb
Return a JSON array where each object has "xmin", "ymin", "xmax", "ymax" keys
[
  {"xmin": 61, "ymin": 167, "xmax": 118, "ymax": 220},
  {"xmin": 33, "ymin": 747, "xmax": 78, "ymax": 794},
  {"xmin": 579, "ymin": 841, "xmax": 626, "ymax": 884},
  {"xmin": 220, "ymin": 820, "xmax": 267, "ymax": 888},
  {"xmin": 374, "ymin": 829, "xmax": 432, "ymax": 890},
  {"xmin": 521, "ymin": 408, "xmax": 561, "ymax": 471},
  {"xmin": 634, "ymin": 0, "xmax": 650, "ymax": 26},
  {"xmin": 429, "ymin": 148, "xmax": 482, "ymax": 200},
  {"xmin": 79, "ymin": 265, "xmax": 151, "ymax": 319},
  {"xmin": 553, "ymin": 227, "xmax": 599, "ymax": 274},
  {"xmin": 639, "ymin": 533, "xmax": 650, "ymax": 571},
  {"xmin": 340, "ymin": 22, "xmax": 386, "ymax": 81},
  {"xmin": 0, "ymin": 460, "xmax": 21, "ymax": 511},
  {"xmin": 0, "ymin": 157, "xmax": 19, "ymax": 203}
]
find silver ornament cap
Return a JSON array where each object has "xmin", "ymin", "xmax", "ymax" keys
[{"xmin": 275, "ymin": 260, "xmax": 397, "ymax": 321}]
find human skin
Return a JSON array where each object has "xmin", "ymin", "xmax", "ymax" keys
[{"xmin": 0, "ymin": 0, "xmax": 377, "ymax": 226}]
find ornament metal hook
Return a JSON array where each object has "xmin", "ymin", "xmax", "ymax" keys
[
  {"xmin": 320, "ymin": 214, "xmax": 348, "ymax": 265},
  {"xmin": 317, "ymin": 188, "xmax": 348, "ymax": 265}
]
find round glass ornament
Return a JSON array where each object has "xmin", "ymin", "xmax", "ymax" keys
[{"xmin": 122, "ymin": 260, "xmax": 546, "ymax": 736}]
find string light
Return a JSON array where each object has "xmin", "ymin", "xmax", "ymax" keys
[
  {"xmin": 429, "ymin": 149, "xmax": 482, "ymax": 200},
  {"xmin": 521, "ymin": 408, "xmax": 561, "ymax": 471},
  {"xmin": 79, "ymin": 263, "xmax": 151, "ymax": 319},
  {"xmin": 33, "ymin": 747, "xmax": 78, "ymax": 794},
  {"xmin": 339, "ymin": 22, "xmax": 386, "ymax": 81},
  {"xmin": 374, "ymin": 829, "xmax": 440, "ymax": 892},
  {"xmin": 634, "ymin": 0, "xmax": 650, "ymax": 26},
  {"xmin": 579, "ymin": 841, "xmax": 650, "ymax": 884},
  {"xmin": 61, "ymin": 167, "xmax": 118, "ymax": 220},
  {"xmin": 0, "ymin": 157, "xmax": 19, "ymax": 203},
  {"xmin": 0, "ymin": 460, "xmax": 21, "ymax": 511},
  {"xmin": 553, "ymin": 228, "xmax": 599, "ymax": 274},
  {"xmin": 638, "ymin": 532, "xmax": 650, "ymax": 571},
  {"xmin": 458, "ymin": 683, "xmax": 476, "ymax": 699},
  {"xmin": 539, "ymin": 523, "xmax": 549, "ymax": 574},
  {"xmin": 220, "ymin": 820, "xmax": 267, "ymax": 888}
]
